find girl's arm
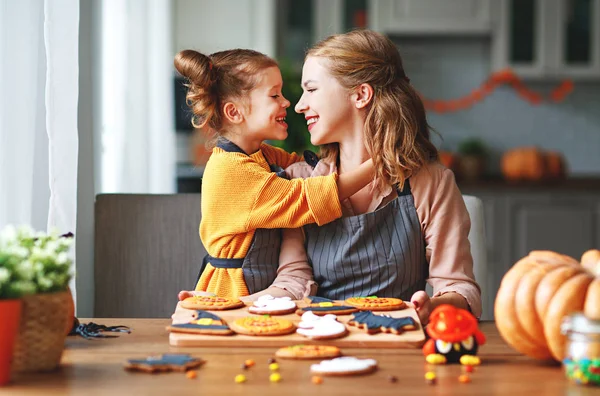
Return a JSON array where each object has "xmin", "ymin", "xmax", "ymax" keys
[
  {"xmin": 242, "ymin": 228, "xmax": 315, "ymax": 301},
  {"xmin": 261, "ymin": 144, "xmax": 303, "ymax": 169},
  {"xmin": 240, "ymin": 158, "xmax": 374, "ymax": 230}
]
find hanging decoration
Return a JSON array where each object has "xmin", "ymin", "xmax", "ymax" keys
[{"xmin": 422, "ymin": 69, "xmax": 574, "ymax": 113}]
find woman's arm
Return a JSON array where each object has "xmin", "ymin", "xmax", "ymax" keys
[{"xmin": 411, "ymin": 163, "xmax": 482, "ymax": 323}]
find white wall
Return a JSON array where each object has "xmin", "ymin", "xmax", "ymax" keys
[
  {"xmin": 173, "ymin": 0, "xmax": 276, "ymax": 163},
  {"xmin": 174, "ymin": 0, "xmax": 276, "ymax": 55}
]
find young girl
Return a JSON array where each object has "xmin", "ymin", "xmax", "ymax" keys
[
  {"xmin": 174, "ymin": 49, "xmax": 374, "ymax": 300},
  {"xmin": 274, "ymin": 30, "xmax": 482, "ymax": 324}
]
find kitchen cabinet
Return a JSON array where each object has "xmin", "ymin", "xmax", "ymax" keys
[
  {"xmin": 492, "ymin": 0, "xmax": 600, "ymax": 79},
  {"xmin": 369, "ymin": 0, "xmax": 492, "ymax": 35},
  {"xmin": 461, "ymin": 182, "xmax": 600, "ymax": 320}
]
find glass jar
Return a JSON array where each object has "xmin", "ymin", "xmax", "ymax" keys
[{"xmin": 561, "ymin": 313, "xmax": 600, "ymax": 386}]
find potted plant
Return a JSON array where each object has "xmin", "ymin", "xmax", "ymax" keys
[
  {"xmin": 0, "ymin": 225, "xmax": 74, "ymax": 380},
  {"xmin": 457, "ymin": 137, "xmax": 488, "ymax": 182}
]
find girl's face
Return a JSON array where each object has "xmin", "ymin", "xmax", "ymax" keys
[
  {"xmin": 295, "ymin": 56, "xmax": 354, "ymax": 146},
  {"xmin": 243, "ymin": 66, "xmax": 290, "ymax": 145}
]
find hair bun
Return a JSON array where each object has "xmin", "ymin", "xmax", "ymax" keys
[{"xmin": 174, "ymin": 49, "xmax": 214, "ymax": 88}]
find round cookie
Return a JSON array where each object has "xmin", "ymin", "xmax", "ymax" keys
[
  {"xmin": 296, "ymin": 311, "xmax": 348, "ymax": 340},
  {"xmin": 180, "ymin": 295, "xmax": 245, "ymax": 311},
  {"xmin": 344, "ymin": 297, "xmax": 406, "ymax": 311},
  {"xmin": 248, "ymin": 295, "xmax": 297, "ymax": 315},
  {"xmin": 275, "ymin": 345, "xmax": 342, "ymax": 360},
  {"xmin": 310, "ymin": 356, "xmax": 378, "ymax": 376},
  {"xmin": 230, "ymin": 316, "xmax": 296, "ymax": 336}
]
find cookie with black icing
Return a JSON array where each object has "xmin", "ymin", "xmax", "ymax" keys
[
  {"xmin": 167, "ymin": 310, "xmax": 234, "ymax": 335},
  {"xmin": 296, "ymin": 296, "xmax": 358, "ymax": 316},
  {"xmin": 124, "ymin": 353, "xmax": 205, "ymax": 373},
  {"xmin": 347, "ymin": 311, "xmax": 417, "ymax": 335}
]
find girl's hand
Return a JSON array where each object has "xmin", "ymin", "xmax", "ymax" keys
[
  {"xmin": 410, "ymin": 290, "xmax": 432, "ymax": 326},
  {"xmin": 177, "ymin": 290, "xmax": 215, "ymax": 301}
]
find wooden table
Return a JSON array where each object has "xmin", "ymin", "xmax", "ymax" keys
[{"xmin": 7, "ymin": 320, "xmax": 598, "ymax": 395}]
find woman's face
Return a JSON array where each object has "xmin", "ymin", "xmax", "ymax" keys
[{"xmin": 295, "ymin": 56, "xmax": 355, "ymax": 146}]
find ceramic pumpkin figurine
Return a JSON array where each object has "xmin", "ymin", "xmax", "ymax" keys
[
  {"xmin": 494, "ymin": 249, "xmax": 600, "ymax": 361},
  {"xmin": 422, "ymin": 304, "xmax": 486, "ymax": 365}
]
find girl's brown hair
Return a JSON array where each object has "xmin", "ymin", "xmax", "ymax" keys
[
  {"xmin": 174, "ymin": 49, "xmax": 278, "ymax": 142},
  {"xmin": 307, "ymin": 30, "xmax": 438, "ymax": 191}
]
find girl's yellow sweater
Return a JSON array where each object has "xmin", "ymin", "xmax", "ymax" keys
[{"xmin": 196, "ymin": 143, "xmax": 342, "ymax": 298}]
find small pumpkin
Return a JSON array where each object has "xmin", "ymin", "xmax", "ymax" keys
[
  {"xmin": 495, "ymin": 249, "xmax": 600, "ymax": 361},
  {"xmin": 501, "ymin": 147, "xmax": 566, "ymax": 181},
  {"xmin": 438, "ymin": 151, "xmax": 457, "ymax": 171}
]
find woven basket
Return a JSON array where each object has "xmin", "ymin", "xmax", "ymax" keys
[{"xmin": 11, "ymin": 290, "xmax": 71, "ymax": 373}]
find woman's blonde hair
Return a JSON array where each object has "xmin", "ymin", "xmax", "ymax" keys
[
  {"xmin": 307, "ymin": 29, "xmax": 438, "ymax": 191},
  {"xmin": 174, "ymin": 49, "xmax": 278, "ymax": 144}
]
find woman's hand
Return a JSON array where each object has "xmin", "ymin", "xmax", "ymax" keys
[{"xmin": 410, "ymin": 290, "xmax": 432, "ymax": 325}]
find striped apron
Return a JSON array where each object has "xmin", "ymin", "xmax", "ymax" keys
[
  {"xmin": 194, "ymin": 139, "xmax": 286, "ymax": 296},
  {"xmin": 303, "ymin": 159, "xmax": 427, "ymax": 300}
]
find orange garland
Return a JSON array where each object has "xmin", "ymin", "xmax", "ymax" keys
[{"xmin": 422, "ymin": 69, "xmax": 574, "ymax": 113}]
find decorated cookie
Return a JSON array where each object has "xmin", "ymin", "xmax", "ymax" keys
[
  {"xmin": 167, "ymin": 311, "xmax": 234, "ymax": 335},
  {"xmin": 275, "ymin": 344, "xmax": 342, "ymax": 360},
  {"xmin": 230, "ymin": 316, "xmax": 296, "ymax": 336},
  {"xmin": 347, "ymin": 311, "xmax": 417, "ymax": 334},
  {"xmin": 344, "ymin": 296, "xmax": 406, "ymax": 311},
  {"xmin": 310, "ymin": 356, "xmax": 378, "ymax": 376},
  {"xmin": 296, "ymin": 296, "xmax": 358, "ymax": 316},
  {"xmin": 124, "ymin": 354, "xmax": 205, "ymax": 373},
  {"xmin": 180, "ymin": 295, "xmax": 245, "ymax": 311},
  {"xmin": 296, "ymin": 311, "xmax": 348, "ymax": 340},
  {"xmin": 248, "ymin": 295, "xmax": 297, "ymax": 315}
]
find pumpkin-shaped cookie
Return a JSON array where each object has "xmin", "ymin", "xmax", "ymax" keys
[
  {"xmin": 344, "ymin": 297, "xmax": 406, "ymax": 311},
  {"xmin": 230, "ymin": 316, "xmax": 296, "ymax": 336}
]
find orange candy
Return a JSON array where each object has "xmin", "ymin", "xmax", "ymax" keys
[
  {"xmin": 186, "ymin": 370, "xmax": 197, "ymax": 379},
  {"xmin": 312, "ymin": 376, "xmax": 323, "ymax": 385},
  {"xmin": 458, "ymin": 374, "xmax": 471, "ymax": 383},
  {"xmin": 244, "ymin": 359, "xmax": 255, "ymax": 367}
]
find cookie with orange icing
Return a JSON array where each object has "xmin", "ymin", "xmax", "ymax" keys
[
  {"xmin": 230, "ymin": 316, "xmax": 296, "ymax": 336},
  {"xmin": 344, "ymin": 296, "xmax": 406, "ymax": 311},
  {"xmin": 180, "ymin": 295, "xmax": 245, "ymax": 311},
  {"xmin": 275, "ymin": 344, "xmax": 342, "ymax": 360}
]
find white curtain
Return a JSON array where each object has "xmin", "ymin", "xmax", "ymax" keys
[
  {"xmin": 0, "ymin": 1, "xmax": 79, "ymax": 298},
  {"xmin": 100, "ymin": 0, "xmax": 175, "ymax": 193}
]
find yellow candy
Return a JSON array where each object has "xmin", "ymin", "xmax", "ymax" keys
[
  {"xmin": 318, "ymin": 302, "xmax": 334, "ymax": 307},
  {"xmin": 459, "ymin": 355, "xmax": 481, "ymax": 366},
  {"xmin": 425, "ymin": 354, "xmax": 447, "ymax": 365},
  {"xmin": 270, "ymin": 373, "xmax": 282, "ymax": 382},
  {"xmin": 234, "ymin": 374, "xmax": 247, "ymax": 383},
  {"xmin": 269, "ymin": 363, "xmax": 280, "ymax": 371},
  {"xmin": 424, "ymin": 371, "xmax": 436, "ymax": 381}
]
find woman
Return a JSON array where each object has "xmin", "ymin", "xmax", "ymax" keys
[{"xmin": 280, "ymin": 29, "xmax": 481, "ymax": 324}]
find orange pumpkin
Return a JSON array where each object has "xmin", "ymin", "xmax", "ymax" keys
[
  {"xmin": 501, "ymin": 147, "xmax": 566, "ymax": 181},
  {"xmin": 438, "ymin": 151, "xmax": 457, "ymax": 171},
  {"xmin": 495, "ymin": 249, "xmax": 600, "ymax": 361}
]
